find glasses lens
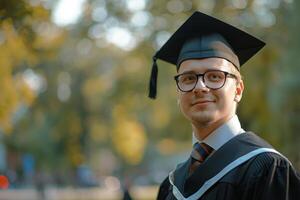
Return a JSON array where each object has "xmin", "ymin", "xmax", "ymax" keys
[
  {"xmin": 177, "ymin": 73, "xmax": 197, "ymax": 91},
  {"xmin": 204, "ymin": 71, "xmax": 226, "ymax": 89}
]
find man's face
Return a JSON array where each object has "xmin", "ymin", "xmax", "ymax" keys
[{"xmin": 177, "ymin": 58, "xmax": 244, "ymax": 129}]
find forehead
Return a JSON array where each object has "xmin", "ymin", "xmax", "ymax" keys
[{"xmin": 178, "ymin": 58, "xmax": 236, "ymax": 73}]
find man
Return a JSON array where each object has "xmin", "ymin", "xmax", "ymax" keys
[{"xmin": 148, "ymin": 12, "xmax": 300, "ymax": 200}]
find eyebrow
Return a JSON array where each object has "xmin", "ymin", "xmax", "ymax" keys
[
  {"xmin": 179, "ymin": 70, "xmax": 197, "ymax": 74},
  {"xmin": 180, "ymin": 66, "xmax": 223, "ymax": 74},
  {"xmin": 179, "ymin": 67, "xmax": 230, "ymax": 74}
]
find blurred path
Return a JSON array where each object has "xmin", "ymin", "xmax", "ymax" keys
[{"xmin": 0, "ymin": 186, "xmax": 158, "ymax": 200}]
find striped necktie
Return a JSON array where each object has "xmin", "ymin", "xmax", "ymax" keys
[{"xmin": 189, "ymin": 142, "xmax": 214, "ymax": 174}]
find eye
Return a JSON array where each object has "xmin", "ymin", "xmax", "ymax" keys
[
  {"xmin": 179, "ymin": 74, "xmax": 197, "ymax": 84},
  {"xmin": 206, "ymin": 71, "xmax": 224, "ymax": 82}
]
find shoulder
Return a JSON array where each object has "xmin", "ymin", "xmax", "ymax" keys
[
  {"xmin": 251, "ymin": 151, "xmax": 289, "ymax": 167},
  {"xmin": 234, "ymin": 132, "xmax": 292, "ymax": 174},
  {"xmin": 239, "ymin": 151, "xmax": 293, "ymax": 181},
  {"xmin": 222, "ymin": 150, "xmax": 293, "ymax": 183},
  {"xmin": 239, "ymin": 151, "xmax": 300, "ymax": 199},
  {"xmin": 157, "ymin": 176, "xmax": 171, "ymax": 200}
]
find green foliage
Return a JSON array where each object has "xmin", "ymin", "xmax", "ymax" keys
[{"xmin": 1, "ymin": 0, "xmax": 299, "ymax": 182}]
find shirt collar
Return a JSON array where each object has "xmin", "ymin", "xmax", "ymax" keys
[{"xmin": 193, "ymin": 115, "xmax": 245, "ymax": 150}]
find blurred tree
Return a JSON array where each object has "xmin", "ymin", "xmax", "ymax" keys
[
  {"xmin": 274, "ymin": 0, "xmax": 300, "ymax": 165},
  {"xmin": 0, "ymin": 0, "xmax": 36, "ymax": 133},
  {"xmin": 1, "ymin": 0, "xmax": 299, "ymax": 187}
]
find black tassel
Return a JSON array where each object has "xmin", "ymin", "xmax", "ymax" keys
[{"xmin": 148, "ymin": 57, "xmax": 158, "ymax": 99}]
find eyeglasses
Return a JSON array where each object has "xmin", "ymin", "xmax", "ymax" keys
[{"xmin": 174, "ymin": 70, "xmax": 237, "ymax": 92}]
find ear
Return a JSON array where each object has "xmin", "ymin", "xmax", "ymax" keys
[{"xmin": 234, "ymin": 79, "xmax": 244, "ymax": 102}]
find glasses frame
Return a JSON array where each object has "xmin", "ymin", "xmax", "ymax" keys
[{"xmin": 174, "ymin": 70, "xmax": 237, "ymax": 92}]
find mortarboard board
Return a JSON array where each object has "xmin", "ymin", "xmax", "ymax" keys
[{"xmin": 148, "ymin": 11, "xmax": 265, "ymax": 99}]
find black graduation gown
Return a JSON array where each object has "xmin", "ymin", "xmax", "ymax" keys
[{"xmin": 157, "ymin": 132, "xmax": 300, "ymax": 200}]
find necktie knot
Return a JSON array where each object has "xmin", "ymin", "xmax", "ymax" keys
[{"xmin": 191, "ymin": 142, "xmax": 214, "ymax": 163}]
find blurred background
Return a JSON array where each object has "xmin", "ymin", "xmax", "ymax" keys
[{"xmin": 0, "ymin": 0, "xmax": 299, "ymax": 199}]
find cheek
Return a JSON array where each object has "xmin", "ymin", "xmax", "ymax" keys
[
  {"xmin": 219, "ymin": 90, "xmax": 236, "ymax": 109},
  {"xmin": 215, "ymin": 88, "xmax": 235, "ymax": 107},
  {"xmin": 179, "ymin": 94, "xmax": 190, "ymax": 110}
]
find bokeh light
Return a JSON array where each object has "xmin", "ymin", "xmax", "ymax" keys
[{"xmin": 0, "ymin": 175, "xmax": 9, "ymax": 189}]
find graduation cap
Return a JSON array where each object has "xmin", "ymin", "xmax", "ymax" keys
[{"xmin": 148, "ymin": 11, "xmax": 265, "ymax": 99}]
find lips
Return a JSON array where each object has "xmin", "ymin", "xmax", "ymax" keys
[{"xmin": 191, "ymin": 99, "xmax": 215, "ymax": 106}]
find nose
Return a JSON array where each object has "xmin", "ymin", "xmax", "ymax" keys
[{"xmin": 193, "ymin": 77, "xmax": 209, "ymax": 92}]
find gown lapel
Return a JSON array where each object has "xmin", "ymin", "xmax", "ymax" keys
[{"xmin": 173, "ymin": 157, "xmax": 191, "ymax": 194}]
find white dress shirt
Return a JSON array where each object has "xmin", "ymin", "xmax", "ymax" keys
[{"xmin": 192, "ymin": 115, "xmax": 245, "ymax": 151}]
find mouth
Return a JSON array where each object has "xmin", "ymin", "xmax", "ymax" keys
[{"xmin": 191, "ymin": 100, "xmax": 215, "ymax": 106}]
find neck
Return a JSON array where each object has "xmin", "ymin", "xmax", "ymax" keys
[{"xmin": 192, "ymin": 114, "xmax": 235, "ymax": 140}]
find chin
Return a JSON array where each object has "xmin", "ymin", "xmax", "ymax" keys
[{"xmin": 189, "ymin": 112, "xmax": 217, "ymax": 126}]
